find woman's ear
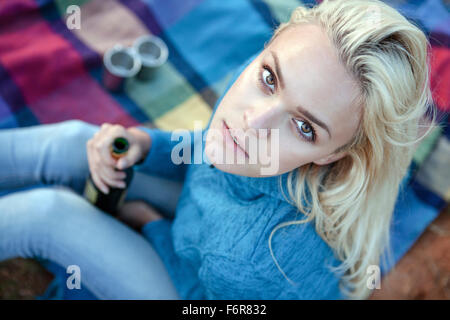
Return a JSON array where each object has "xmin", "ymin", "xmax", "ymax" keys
[{"xmin": 313, "ymin": 151, "xmax": 348, "ymax": 166}]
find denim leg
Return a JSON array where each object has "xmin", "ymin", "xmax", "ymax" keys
[
  {"xmin": 0, "ymin": 119, "xmax": 97, "ymax": 194},
  {"xmin": 0, "ymin": 120, "xmax": 185, "ymax": 299},
  {"xmin": 0, "ymin": 119, "xmax": 184, "ymax": 217},
  {"xmin": 0, "ymin": 187, "xmax": 180, "ymax": 299}
]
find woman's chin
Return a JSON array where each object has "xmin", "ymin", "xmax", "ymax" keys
[
  {"xmin": 211, "ymin": 162, "xmax": 262, "ymax": 177},
  {"xmin": 204, "ymin": 142, "xmax": 254, "ymax": 176}
]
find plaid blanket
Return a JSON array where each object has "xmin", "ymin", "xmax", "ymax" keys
[
  {"xmin": 0, "ymin": 0, "xmax": 448, "ymax": 299},
  {"xmin": 1, "ymin": 0, "xmax": 447, "ymax": 204}
]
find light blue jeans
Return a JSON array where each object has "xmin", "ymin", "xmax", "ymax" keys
[{"xmin": 0, "ymin": 120, "xmax": 184, "ymax": 299}]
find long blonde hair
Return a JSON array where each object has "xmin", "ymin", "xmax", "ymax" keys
[{"xmin": 267, "ymin": 0, "xmax": 436, "ymax": 299}]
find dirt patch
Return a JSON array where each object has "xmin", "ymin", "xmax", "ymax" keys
[{"xmin": 0, "ymin": 258, "xmax": 54, "ymax": 299}]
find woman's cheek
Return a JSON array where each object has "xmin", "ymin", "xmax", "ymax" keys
[{"xmin": 281, "ymin": 145, "xmax": 317, "ymax": 169}]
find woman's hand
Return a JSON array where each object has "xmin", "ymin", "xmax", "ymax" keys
[{"xmin": 86, "ymin": 123, "xmax": 151, "ymax": 194}]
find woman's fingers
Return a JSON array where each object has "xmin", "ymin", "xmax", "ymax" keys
[
  {"xmin": 91, "ymin": 141, "xmax": 127, "ymax": 190},
  {"xmin": 86, "ymin": 122, "xmax": 145, "ymax": 193},
  {"xmin": 98, "ymin": 165, "xmax": 126, "ymax": 189},
  {"xmin": 91, "ymin": 170, "xmax": 110, "ymax": 194},
  {"xmin": 116, "ymin": 144, "xmax": 142, "ymax": 170},
  {"xmin": 87, "ymin": 139, "xmax": 106, "ymax": 193},
  {"xmin": 90, "ymin": 159, "xmax": 126, "ymax": 192},
  {"xmin": 94, "ymin": 129, "xmax": 117, "ymax": 167}
]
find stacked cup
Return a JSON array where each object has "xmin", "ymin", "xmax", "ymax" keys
[{"xmin": 102, "ymin": 35, "xmax": 169, "ymax": 92}]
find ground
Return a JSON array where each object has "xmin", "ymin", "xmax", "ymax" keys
[{"xmin": 0, "ymin": 258, "xmax": 53, "ymax": 299}]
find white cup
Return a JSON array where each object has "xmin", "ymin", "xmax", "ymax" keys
[
  {"xmin": 103, "ymin": 44, "xmax": 141, "ymax": 91},
  {"xmin": 133, "ymin": 35, "xmax": 169, "ymax": 80}
]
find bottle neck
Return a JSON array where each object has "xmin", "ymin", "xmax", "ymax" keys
[{"xmin": 110, "ymin": 137, "xmax": 129, "ymax": 160}]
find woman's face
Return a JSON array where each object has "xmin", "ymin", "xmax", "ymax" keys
[{"xmin": 204, "ymin": 23, "xmax": 362, "ymax": 177}]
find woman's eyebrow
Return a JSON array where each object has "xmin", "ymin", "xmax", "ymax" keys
[
  {"xmin": 271, "ymin": 50, "xmax": 285, "ymax": 90},
  {"xmin": 271, "ymin": 50, "xmax": 332, "ymax": 139},
  {"xmin": 296, "ymin": 106, "xmax": 332, "ymax": 139}
]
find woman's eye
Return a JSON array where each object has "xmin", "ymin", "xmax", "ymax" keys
[
  {"xmin": 292, "ymin": 119, "xmax": 316, "ymax": 142},
  {"xmin": 262, "ymin": 67, "xmax": 275, "ymax": 91}
]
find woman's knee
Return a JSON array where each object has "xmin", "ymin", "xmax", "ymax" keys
[
  {"xmin": 55, "ymin": 119, "xmax": 99, "ymax": 147},
  {"xmin": 43, "ymin": 120, "xmax": 99, "ymax": 191},
  {"xmin": 8, "ymin": 187, "xmax": 88, "ymax": 223},
  {"xmin": 45, "ymin": 119, "xmax": 99, "ymax": 167}
]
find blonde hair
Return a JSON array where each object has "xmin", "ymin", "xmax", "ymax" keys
[{"xmin": 267, "ymin": 0, "xmax": 437, "ymax": 299}]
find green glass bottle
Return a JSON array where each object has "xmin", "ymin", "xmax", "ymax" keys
[{"xmin": 84, "ymin": 137, "xmax": 134, "ymax": 215}]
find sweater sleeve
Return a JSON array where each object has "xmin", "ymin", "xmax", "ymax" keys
[
  {"xmin": 141, "ymin": 219, "xmax": 206, "ymax": 299},
  {"xmin": 133, "ymin": 127, "xmax": 203, "ymax": 182}
]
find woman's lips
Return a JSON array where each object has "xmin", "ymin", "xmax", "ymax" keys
[{"xmin": 222, "ymin": 120, "xmax": 249, "ymax": 158}]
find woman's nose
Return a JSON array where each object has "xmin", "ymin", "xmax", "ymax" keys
[{"xmin": 243, "ymin": 105, "xmax": 280, "ymax": 135}]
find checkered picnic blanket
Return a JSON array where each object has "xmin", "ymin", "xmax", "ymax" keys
[
  {"xmin": 1, "ymin": 0, "xmax": 448, "ymax": 203},
  {"xmin": 0, "ymin": 0, "xmax": 448, "ymax": 299}
]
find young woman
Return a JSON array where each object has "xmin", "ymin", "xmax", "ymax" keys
[{"xmin": 0, "ymin": 0, "xmax": 435, "ymax": 299}]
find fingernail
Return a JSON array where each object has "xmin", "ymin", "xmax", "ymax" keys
[{"xmin": 118, "ymin": 160, "xmax": 127, "ymax": 169}]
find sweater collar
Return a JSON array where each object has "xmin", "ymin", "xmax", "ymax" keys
[{"xmin": 223, "ymin": 169, "xmax": 294, "ymax": 203}]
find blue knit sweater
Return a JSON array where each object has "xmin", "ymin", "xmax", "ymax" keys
[{"xmin": 134, "ymin": 52, "xmax": 345, "ymax": 300}]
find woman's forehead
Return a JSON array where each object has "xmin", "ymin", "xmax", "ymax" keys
[{"xmin": 268, "ymin": 24, "xmax": 356, "ymax": 98}]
